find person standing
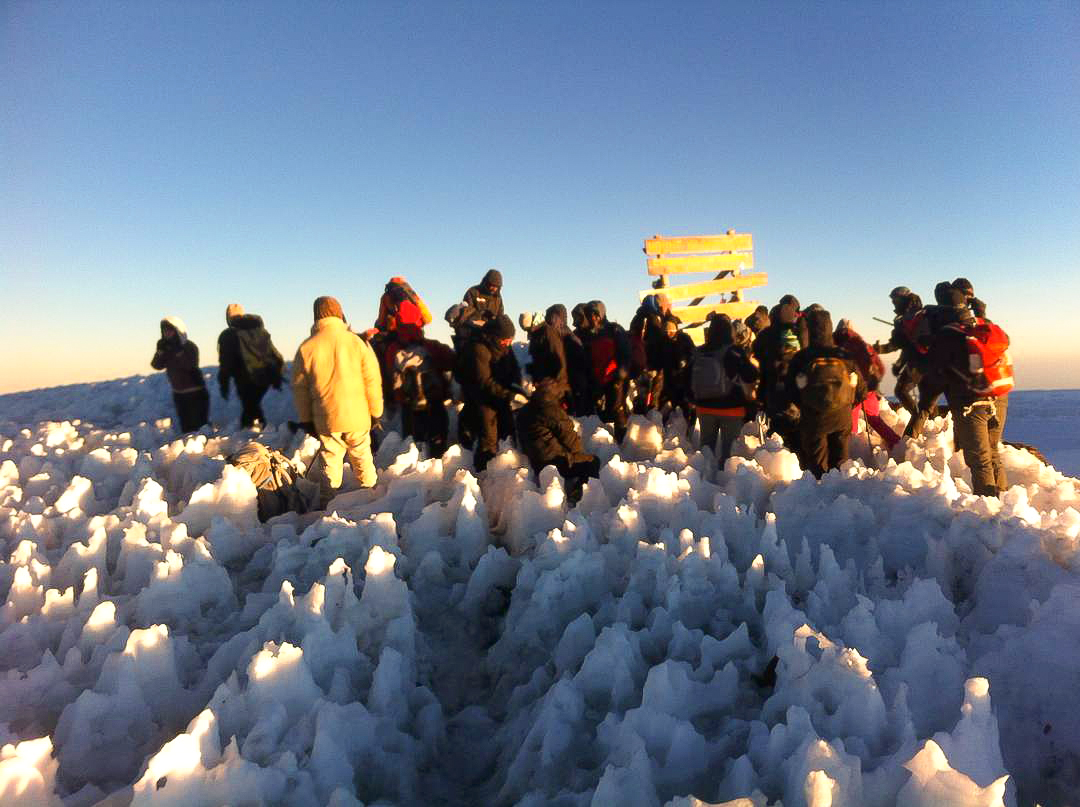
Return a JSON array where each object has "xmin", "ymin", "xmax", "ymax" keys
[
  {"xmin": 458, "ymin": 314, "xmax": 523, "ymax": 471},
  {"xmin": 692, "ymin": 314, "xmax": 758, "ymax": 465},
  {"xmin": 580, "ymin": 301, "xmax": 632, "ymax": 444},
  {"xmin": 217, "ymin": 303, "xmax": 285, "ymax": 428},
  {"xmin": 834, "ymin": 318, "xmax": 900, "ymax": 451},
  {"xmin": 930, "ymin": 289, "xmax": 1012, "ymax": 496},
  {"xmin": 292, "ymin": 296, "xmax": 384, "ymax": 508},
  {"xmin": 151, "ymin": 316, "xmax": 209, "ymax": 434},
  {"xmin": 786, "ymin": 309, "xmax": 866, "ymax": 478}
]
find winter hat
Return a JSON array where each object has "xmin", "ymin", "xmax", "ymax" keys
[
  {"xmin": 952, "ymin": 277, "xmax": 974, "ymax": 297},
  {"xmin": 445, "ymin": 302, "xmax": 466, "ymax": 325},
  {"xmin": 889, "ymin": 286, "xmax": 911, "ymax": 300},
  {"xmin": 313, "ymin": 296, "xmax": 345, "ymax": 321},
  {"xmin": 933, "ymin": 281, "xmax": 955, "ymax": 306},
  {"xmin": 805, "ymin": 308, "xmax": 835, "ymax": 348},
  {"xmin": 643, "ymin": 294, "xmax": 662, "ymax": 316},
  {"xmin": 489, "ymin": 314, "xmax": 516, "ymax": 340},
  {"xmin": 778, "ymin": 293, "xmax": 801, "ymax": 312},
  {"xmin": 225, "ymin": 303, "xmax": 245, "ymax": 323},
  {"xmin": 482, "ymin": 269, "xmax": 503, "ymax": 289}
]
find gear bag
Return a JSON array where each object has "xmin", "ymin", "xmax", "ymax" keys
[
  {"xmin": 952, "ymin": 318, "xmax": 1014, "ymax": 396},
  {"xmin": 394, "ymin": 344, "xmax": 448, "ymax": 410},
  {"xmin": 796, "ymin": 357, "xmax": 858, "ymax": 415},
  {"xmin": 235, "ymin": 327, "xmax": 284, "ymax": 387},
  {"xmin": 692, "ymin": 346, "xmax": 737, "ymax": 400},
  {"xmin": 227, "ymin": 441, "xmax": 319, "ymax": 521}
]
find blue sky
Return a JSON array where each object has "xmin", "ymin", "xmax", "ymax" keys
[{"xmin": 2, "ymin": 1, "xmax": 1078, "ymax": 393}]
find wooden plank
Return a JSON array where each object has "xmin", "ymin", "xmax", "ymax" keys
[
  {"xmin": 647, "ymin": 253, "xmax": 754, "ymax": 275},
  {"xmin": 644, "ymin": 233, "xmax": 753, "ymax": 255},
  {"xmin": 670, "ymin": 300, "xmax": 760, "ymax": 325},
  {"xmin": 639, "ymin": 273, "xmax": 768, "ymax": 302}
]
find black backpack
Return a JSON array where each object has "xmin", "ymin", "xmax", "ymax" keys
[
  {"xmin": 235, "ymin": 326, "xmax": 284, "ymax": 387},
  {"xmin": 797, "ymin": 357, "xmax": 856, "ymax": 416}
]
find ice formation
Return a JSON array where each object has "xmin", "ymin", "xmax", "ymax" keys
[{"xmin": 1, "ymin": 371, "xmax": 1079, "ymax": 806}]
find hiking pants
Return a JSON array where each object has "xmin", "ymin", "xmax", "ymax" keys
[
  {"xmin": 403, "ymin": 403, "xmax": 449, "ymax": 458},
  {"xmin": 597, "ymin": 379, "xmax": 629, "ymax": 443},
  {"xmin": 474, "ymin": 402, "xmax": 514, "ymax": 471},
  {"xmin": 699, "ymin": 413, "xmax": 745, "ymax": 466},
  {"xmin": 310, "ymin": 429, "xmax": 376, "ymax": 508},
  {"xmin": 952, "ymin": 396, "xmax": 1008, "ymax": 496},
  {"xmin": 238, "ymin": 382, "xmax": 269, "ymax": 428},
  {"xmin": 799, "ymin": 426, "xmax": 850, "ymax": 479},
  {"xmin": 173, "ymin": 388, "xmax": 209, "ymax": 434},
  {"xmin": 548, "ymin": 455, "xmax": 601, "ymax": 502}
]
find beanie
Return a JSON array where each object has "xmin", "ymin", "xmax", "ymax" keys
[
  {"xmin": 225, "ymin": 303, "xmax": 245, "ymax": 323},
  {"xmin": 482, "ymin": 269, "xmax": 503, "ymax": 289},
  {"xmin": 313, "ymin": 296, "xmax": 345, "ymax": 321}
]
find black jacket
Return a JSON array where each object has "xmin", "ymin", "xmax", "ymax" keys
[
  {"xmin": 462, "ymin": 285, "xmax": 504, "ymax": 324},
  {"xmin": 929, "ymin": 309, "xmax": 987, "ymax": 408},
  {"xmin": 786, "ymin": 310, "xmax": 866, "ymax": 433},
  {"xmin": 459, "ymin": 334, "xmax": 521, "ymax": 406},
  {"xmin": 517, "ymin": 381, "xmax": 591, "ymax": 471},
  {"xmin": 152, "ymin": 338, "xmax": 204, "ymax": 394},
  {"xmin": 217, "ymin": 314, "xmax": 285, "ymax": 393}
]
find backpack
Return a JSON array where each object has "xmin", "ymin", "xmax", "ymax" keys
[
  {"xmin": 394, "ymin": 344, "xmax": 447, "ymax": 410},
  {"xmin": 235, "ymin": 326, "xmax": 284, "ymax": 387},
  {"xmin": 796, "ymin": 357, "xmax": 857, "ymax": 415},
  {"xmin": 899, "ymin": 309, "xmax": 931, "ymax": 354},
  {"xmin": 227, "ymin": 441, "xmax": 319, "ymax": 521},
  {"xmin": 691, "ymin": 346, "xmax": 736, "ymax": 400},
  {"xmin": 952, "ymin": 319, "xmax": 1014, "ymax": 396}
]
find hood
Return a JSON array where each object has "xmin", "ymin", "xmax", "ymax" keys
[
  {"xmin": 588, "ymin": 300, "xmax": 607, "ymax": 322},
  {"xmin": 706, "ymin": 314, "xmax": 734, "ymax": 347},
  {"xmin": 161, "ymin": 316, "xmax": 188, "ymax": 344},
  {"xmin": 485, "ymin": 314, "xmax": 516, "ymax": 340},
  {"xmin": 642, "ymin": 294, "xmax": 662, "ymax": 317},
  {"xmin": 805, "ymin": 309, "xmax": 835, "ymax": 348},
  {"xmin": 481, "ymin": 268, "xmax": 503, "ymax": 289},
  {"xmin": 570, "ymin": 303, "xmax": 588, "ymax": 329},
  {"xmin": 225, "ymin": 303, "xmax": 245, "ymax": 323},
  {"xmin": 545, "ymin": 304, "xmax": 567, "ymax": 330},
  {"xmin": 933, "ymin": 281, "xmax": 955, "ymax": 306},
  {"xmin": 776, "ymin": 302, "xmax": 799, "ymax": 327}
]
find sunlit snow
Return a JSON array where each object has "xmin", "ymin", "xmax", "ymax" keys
[{"xmin": 1, "ymin": 371, "xmax": 1079, "ymax": 806}]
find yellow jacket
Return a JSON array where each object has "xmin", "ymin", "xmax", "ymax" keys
[{"xmin": 292, "ymin": 318, "xmax": 384, "ymax": 434}]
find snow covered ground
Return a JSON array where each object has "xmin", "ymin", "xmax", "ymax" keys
[{"xmin": 1, "ymin": 370, "xmax": 1078, "ymax": 807}]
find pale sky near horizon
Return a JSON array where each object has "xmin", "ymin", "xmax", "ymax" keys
[{"xmin": 2, "ymin": 1, "xmax": 1078, "ymax": 395}]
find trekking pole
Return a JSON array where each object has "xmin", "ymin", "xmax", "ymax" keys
[{"xmin": 872, "ymin": 316, "xmax": 892, "ymax": 326}]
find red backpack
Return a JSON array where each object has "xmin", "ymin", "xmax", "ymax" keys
[
  {"xmin": 954, "ymin": 318, "xmax": 1014, "ymax": 396},
  {"xmin": 900, "ymin": 309, "xmax": 931, "ymax": 354}
]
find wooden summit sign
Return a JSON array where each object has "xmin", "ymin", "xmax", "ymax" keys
[{"xmin": 641, "ymin": 230, "xmax": 767, "ymax": 343}]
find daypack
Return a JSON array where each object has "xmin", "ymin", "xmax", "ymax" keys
[
  {"xmin": 899, "ymin": 309, "xmax": 931, "ymax": 354},
  {"xmin": 796, "ymin": 357, "xmax": 857, "ymax": 415},
  {"xmin": 691, "ymin": 346, "xmax": 737, "ymax": 400},
  {"xmin": 381, "ymin": 279, "xmax": 431, "ymax": 331},
  {"xmin": 951, "ymin": 319, "xmax": 1014, "ymax": 396},
  {"xmin": 235, "ymin": 326, "xmax": 284, "ymax": 387},
  {"xmin": 227, "ymin": 441, "xmax": 319, "ymax": 521}
]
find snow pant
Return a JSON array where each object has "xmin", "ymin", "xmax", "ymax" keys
[
  {"xmin": 403, "ymin": 403, "xmax": 449, "ymax": 458},
  {"xmin": 173, "ymin": 388, "xmax": 209, "ymax": 433},
  {"xmin": 799, "ymin": 425, "xmax": 850, "ymax": 479},
  {"xmin": 474, "ymin": 401, "xmax": 514, "ymax": 472},
  {"xmin": 700, "ymin": 413, "xmax": 745, "ymax": 466},
  {"xmin": 851, "ymin": 392, "xmax": 900, "ymax": 450},
  {"xmin": 900, "ymin": 365, "xmax": 946, "ymax": 438},
  {"xmin": 237, "ymin": 381, "xmax": 270, "ymax": 428},
  {"xmin": 952, "ymin": 396, "xmax": 1008, "ymax": 496},
  {"xmin": 597, "ymin": 379, "xmax": 629, "ymax": 443},
  {"xmin": 547, "ymin": 455, "xmax": 601, "ymax": 504},
  {"xmin": 309, "ymin": 429, "xmax": 376, "ymax": 508}
]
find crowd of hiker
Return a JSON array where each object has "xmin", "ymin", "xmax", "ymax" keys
[{"xmin": 151, "ymin": 270, "xmax": 1013, "ymax": 513}]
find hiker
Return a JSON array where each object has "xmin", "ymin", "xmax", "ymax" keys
[
  {"xmin": 786, "ymin": 308, "xmax": 866, "ymax": 478},
  {"xmin": 548, "ymin": 304, "xmax": 593, "ymax": 416},
  {"xmin": 217, "ymin": 304, "xmax": 285, "ymax": 429},
  {"xmin": 656, "ymin": 318, "xmax": 696, "ymax": 425},
  {"xmin": 629, "ymin": 293, "xmax": 677, "ymax": 414},
  {"xmin": 151, "ymin": 317, "xmax": 209, "ymax": 434},
  {"xmin": 691, "ymin": 314, "xmax": 759, "ymax": 465},
  {"xmin": 374, "ymin": 277, "xmax": 432, "ymax": 336},
  {"xmin": 388, "ymin": 324, "xmax": 455, "ymax": 458},
  {"xmin": 516, "ymin": 377, "xmax": 600, "ymax": 505},
  {"xmin": 580, "ymin": 301, "xmax": 632, "ymax": 444},
  {"xmin": 292, "ymin": 296, "xmax": 384, "ymax": 508},
  {"xmin": 462, "ymin": 269, "xmax": 505, "ymax": 324},
  {"xmin": 834, "ymin": 319, "xmax": 900, "ymax": 451},
  {"xmin": 745, "ymin": 305, "xmax": 771, "ymax": 337},
  {"xmin": 929, "ymin": 288, "xmax": 1012, "ymax": 496},
  {"xmin": 952, "ymin": 277, "xmax": 987, "ymax": 319},
  {"xmin": 753, "ymin": 299, "xmax": 806, "ymax": 448},
  {"xmin": 457, "ymin": 314, "xmax": 523, "ymax": 471},
  {"xmin": 873, "ymin": 286, "xmax": 937, "ymax": 436}
]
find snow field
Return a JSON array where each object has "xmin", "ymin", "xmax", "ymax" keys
[{"xmin": 1, "ymin": 370, "xmax": 1080, "ymax": 805}]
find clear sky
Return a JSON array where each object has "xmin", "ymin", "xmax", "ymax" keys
[{"xmin": 2, "ymin": 1, "xmax": 1078, "ymax": 394}]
